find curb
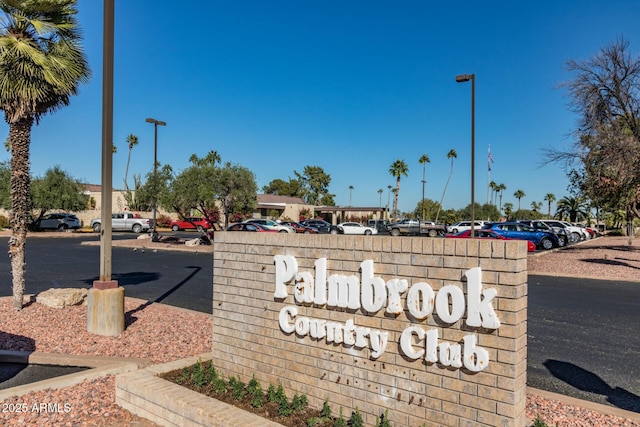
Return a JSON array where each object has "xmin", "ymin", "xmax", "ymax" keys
[{"xmin": 0, "ymin": 351, "xmax": 148, "ymax": 400}]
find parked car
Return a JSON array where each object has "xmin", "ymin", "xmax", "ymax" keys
[
  {"xmin": 367, "ymin": 219, "xmax": 390, "ymax": 232},
  {"xmin": 518, "ymin": 219, "xmax": 570, "ymax": 247},
  {"xmin": 91, "ymin": 212, "xmax": 152, "ymax": 233},
  {"xmin": 32, "ymin": 213, "xmax": 81, "ymax": 231},
  {"xmin": 447, "ymin": 229, "xmax": 536, "ymax": 252},
  {"xmin": 244, "ymin": 219, "xmax": 294, "ymax": 233},
  {"xmin": 576, "ymin": 223, "xmax": 598, "ymax": 238},
  {"xmin": 336, "ymin": 222, "xmax": 378, "ymax": 235},
  {"xmin": 280, "ymin": 221, "xmax": 319, "ymax": 234},
  {"xmin": 227, "ymin": 223, "xmax": 278, "ymax": 232},
  {"xmin": 539, "ymin": 220, "xmax": 587, "ymax": 243},
  {"xmin": 169, "ymin": 217, "xmax": 211, "ymax": 232},
  {"xmin": 447, "ymin": 220, "xmax": 487, "ymax": 234},
  {"xmin": 299, "ymin": 219, "xmax": 339, "ymax": 234},
  {"xmin": 484, "ymin": 221, "xmax": 559, "ymax": 250}
]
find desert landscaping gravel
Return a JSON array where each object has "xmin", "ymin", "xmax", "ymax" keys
[{"xmin": 0, "ymin": 234, "xmax": 637, "ymax": 426}]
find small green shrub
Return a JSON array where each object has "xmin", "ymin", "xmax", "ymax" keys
[
  {"xmin": 275, "ymin": 384, "xmax": 292, "ymax": 416},
  {"xmin": 333, "ymin": 407, "xmax": 347, "ymax": 427},
  {"xmin": 266, "ymin": 383, "xmax": 278, "ymax": 402},
  {"xmin": 207, "ymin": 362, "xmax": 218, "ymax": 383},
  {"xmin": 247, "ymin": 375, "xmax": 261, "ymax": 395},
  {"xmin": 0, "ymin": 215, "xmax": 9, "ymax": 229},
  {"xmin": 229, "ymin": 376, "xmax": 246, "ymax": 401},
  {"xmin": 350, "ymin": 408, "xmax": 364, "ymax": 427},
  {"xmin": 192, "ymin": 359, "xmax": 206, "ymax": 387},
  {"xmin": 291, "ymin": 392, "xmax": 308, "ymax": 412},
  {"xmin": 533, "ymin": 415, "xmax": 549, "ymax": 427},
  {"xmin": 212, "ymin": 372, "xmax": 227, "ymax": 395},
  {"xmin": 376, "ymin": 409, "xmax": 392, "ymax": 427}
]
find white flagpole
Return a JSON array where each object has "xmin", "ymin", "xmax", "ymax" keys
[{"xmin": 487, "ymin": 145, "xmax": 491, "ymax": 204}]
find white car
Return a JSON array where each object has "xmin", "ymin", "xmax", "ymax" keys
[
  {"xmin": 336, "ymin": 222, "xmax": 378, "ymax": 235},
  {"xmin": 447, "ymin": 220, "xmax": 487, "ymax": 234},
  {"xmin": 244, "ymin": 219, "xmax": 295, "ymax": 233}
]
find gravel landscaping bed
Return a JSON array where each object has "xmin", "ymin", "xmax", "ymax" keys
[{"xmin": 0, "ymin": 234, "xmax": 637, "ymax": 426}]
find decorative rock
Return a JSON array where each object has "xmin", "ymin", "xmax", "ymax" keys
[
  {"xmin": 137, "ymin": 234, "xmax": 151, "ymax": 240},
  {"xmin": 185, "ymin": 238, "xmax": 201, "ymax": 247},
  {"xmin": 36, "ymin": 288, "xmax": 88, "ymax": 309}
]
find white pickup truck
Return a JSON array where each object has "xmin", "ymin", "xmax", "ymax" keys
[{"xmin": 90, "ymin": 213, "xmax": 152, "ymax": 233}]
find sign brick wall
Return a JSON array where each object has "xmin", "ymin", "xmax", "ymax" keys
[{"xmin": 212, "ymin": 233, "xmax": 528, "ymax": 427}]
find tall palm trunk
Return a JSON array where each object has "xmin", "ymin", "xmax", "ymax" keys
[
  {"xmin": 394, "ymin": 178, "xmax": 400, "ymax": 219},
  {"xmin": 124, "ymin": 152, "xmax": 132, "ymax": 191},
  {"xmin": 435, "ymin": 163, "xmax": 454, "ymax": 222},
  {"xmin": 8, "ymin": 117, "xmax": 33, "ymax": 310}
]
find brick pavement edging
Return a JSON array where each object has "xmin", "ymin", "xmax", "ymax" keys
[{"xmin": 115, "ymin": 352, "xmax": 284, "ymax": 427}]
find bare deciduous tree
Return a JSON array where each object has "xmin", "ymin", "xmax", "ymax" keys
[{"xmin": 545, "ymin": 37, "xmax": 640, "ymax": 221}]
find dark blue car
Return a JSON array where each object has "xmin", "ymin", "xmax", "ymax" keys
[{"xmin": 484, "ymin": 221, "xmax": 559, "ymax": 250}]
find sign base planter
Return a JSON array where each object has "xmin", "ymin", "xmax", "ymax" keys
[{"xmin": 116, "ymin": 353, "xmax": 285, "ymax": 427}]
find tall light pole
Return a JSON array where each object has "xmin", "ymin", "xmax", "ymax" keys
[
  {"xmin": 87, "ymin": 0, "xmax": 124, "ymax": 337},
  {"xmin": 456, "ymin": 73, "xmax": 475, "ymax": 238},
  {"xmin": 145, "ymin": 117, "xmax": 166, "ymax": 242}
]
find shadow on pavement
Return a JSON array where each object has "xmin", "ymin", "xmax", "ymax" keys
[
  {"xmin": 125, "ymin": 266, "xmax": 202, "ymax": 326},
  {"xmin": 544, "ymin": 359, "xmax": 640, "ymax": 413}
]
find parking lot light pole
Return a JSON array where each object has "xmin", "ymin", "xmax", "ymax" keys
[
  {"xmin": 455, "ymin": 73, "xmax": 475, "ymax": 239},
  {"xmin": 145, "ymin": 117, "xmax": 166, "ymax": 242}
]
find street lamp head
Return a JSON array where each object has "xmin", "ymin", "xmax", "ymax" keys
[
  {"xmin": 455, "ymin": 74, "xmax": 473, "ymax": 83},
  {"xmin": 145, "ymin": 117, "xmax": 166, "ymax": 126}
]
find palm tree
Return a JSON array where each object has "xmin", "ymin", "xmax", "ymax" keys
[
  {"xmin": 377, "ymin": 188, "xmax": 383, "ymax": 208},
  {"xmin": 0, "ymin": 1, "xmax": 90, "ymax": 310},
  {"xmin": 503, "ymin": 202, "xmax": 514, "ymax": 220},
  {"xmin": 544, "ymin": 193, "xmax": 556, "ymax": 219},
  {"xmin": 419, "ymin": 154, "xmax": 430, "ymax": 219},
  {"xmin": 389, "ymin": 159, "xmax": 408, "ymax": 220},
  {"xmin": 489, "ymin": 180, "xmax": 497, "ymax": 205},
  {"xmin": 124, "ymin": 134, "xmax": 139, "ymax": 191},
  {"xmin": 513, "ymin": 189, "xmax": 526, "ymax": 211},
  {"xmin": 555, "ymin": 196, "xmax": 590, "ymax": 222},
  {"xmin": 348, "ymin": 185, "xmax": 354, "ymax": 206},
  {"xmin": 436, "ymin": 149, "xmax": 457, "ymax": 222},
  {"xmin": 497, "ymin": 183, "xmax": 507, "ymax": 212},
  {"xmin": 530, "ymin": 201, "xmax": 542, "ymax": 214}
]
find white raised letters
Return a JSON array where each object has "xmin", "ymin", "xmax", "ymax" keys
[{"xmin": 273, "ymin": 255, "xmax": 500, "ymax": 370}]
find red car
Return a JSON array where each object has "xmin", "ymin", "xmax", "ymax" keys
[
  {"xmin": 447, "ymin": 229, "xmax": 536, "ymax": 252},
  {"xmin": 227, "ymin": 223, "xmax": 278, "ymax": 232},
  {"xmin": 281, "ymin": 221, "xmax": 319, "ymax": 234},
  {"xmin": 170, "ymin": 217, "xmax": 212, "ymax": 232}
]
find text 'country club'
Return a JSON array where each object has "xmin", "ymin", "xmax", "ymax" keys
[{"xmin": 274, "ymin": 256, "xmax": 501, "ymax": 372}]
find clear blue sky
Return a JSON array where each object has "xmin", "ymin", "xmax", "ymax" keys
[{"xmin": 2, "ymin": 1, "xmax": 640, "ymax": 214}]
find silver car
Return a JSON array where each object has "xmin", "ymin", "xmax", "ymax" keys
[{"xmin": 35, "ymin": 213, "xmax": 81, "ymax": 230}]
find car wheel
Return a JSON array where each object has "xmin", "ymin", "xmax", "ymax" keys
[
  {"xmin": 132, "ymin": 224, "xmax": 143, "ymax": 233},
  {"xmin": 540, "ymin": 237, "xmax": 553, "ymax": 250},
  {"xmin": 570, "ymin": 232, "xmax": 580, "ymax": 244},
  {"xmin": 428, "ymin": 229, "xmax": 438, "ymax": 237},
  {"xmin": 92, "ymin": 223, "xmax": 101, "ymax": 233},
  {"xmin": 330, "ymin": 228, "xmax": 338, "ymax": 235},
  {"xmin": 390, "ymin": 228, "xmax": 400, "ymax": 237},
  {"xmin": 451, "ymin": 228, "xmax": 458, "ymax": 234},
  {"xmin": 303, "ymin": 230, "xmax": 310, "ymax": 234},
  {"xmin": 172, "ymin": 225, "xmax": 180, "ymax": 232},
  {"xmin": 278, "ymin": 229, "xmax": 288, "ymax": 233},
  {"xmin": 197, "ymin": 225, "xmax": 204, "ymax": 232},
  {"xmin": 365, "ymin": 230, "xmax": 372, "ymax": 235},
  {"xmin": 57, "ymin": 224, "xmax": 67, "ymax": 231},
  {"xmin": 558, "ymin": 236, "xmax": 567, "ymax": 247}
]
